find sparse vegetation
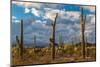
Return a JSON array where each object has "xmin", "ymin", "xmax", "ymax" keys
[
  {"xmin": 12, "ymin": 44, "xmax": 96, "ymax": 66},
  {"xmin": 11, "ymin": 7, "xmax": 96, "ymax": 66}
]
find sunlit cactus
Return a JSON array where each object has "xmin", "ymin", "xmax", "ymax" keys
[
  {"xmin": 80, "ymin": 7, "xmax": 86, "ymax": 59},
  {"xmin": 59, "ymin": 34, "xmax": 64, "ymax": 49},
  {"xmin": 33, "ymin": 35, "xmax": 36, "ymax": 49},
  {"xmin": 19, "ymin": 19, "xmax": 24, "ymax": 59},
  {"xmin": 50, "ymin": 13, "xmax": 58, "ymax": 60},
  {"xmin": 16, "ymin": 35, "xmax": 20, "ymax": 48}
]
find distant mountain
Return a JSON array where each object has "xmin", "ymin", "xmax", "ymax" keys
[
  {"xmin": 75, "ymin": 42, "xmax": 96, "ymax": 47},
  {"xmin": 12, "ymin": 41, "xmax": 49, "ymax": 48},
  {"xmin": 12, "ymin": 41, "xmax": 60, "ymax": 48}
]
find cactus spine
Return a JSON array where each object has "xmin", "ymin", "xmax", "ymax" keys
[{"xmin": 80, "ymin": 7, "xmax": 86, "ymax": 59}]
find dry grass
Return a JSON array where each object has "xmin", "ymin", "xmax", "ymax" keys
[{"xmin": 11, "ymin": 45, "xmax": 96, "ymax": 66}]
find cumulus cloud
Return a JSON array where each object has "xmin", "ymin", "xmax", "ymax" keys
[
  {"xmin": 45, "ymin": 12, "xmax": 57, "ymax": 21},
  {"xmin": 13, "ymin": 20, "xmax": 20, "ymax": 23},
  {"xmin": 24, "ymin": 7, "xmax": 30, "ymax": 13},
  {"xmin": 12, "ymin": 1, "xmax": 42, "ymax": 9},
  {"xmin": 87, "ymin": 14, "xmax": 95, "ymax": 24},
  {"xmin": 31, "ymin": 8, "xmax": 40, "ymax": 17},
  {"xmin": 12, "ymin": 1, "xmax": 96, "ymax": 44},
  {"xmin": 12, "ymin": 16, "xmax": 20, "ymax": 23},
  {"xmin": 43, "ymin": 8, "xmax": 60, "ymax": 21},
  {"xmin": 84, "ymin": 14, "xmax": 95, "ymax": 41},
  {"xmin": 35, "ymin": 20, "xmax": 47, "ymax": 24},
  {"xmin": 82, "ymin": 6, "xmax": 95, "ymax": 12},
  {"xmin": 60, "ymin": 11, "xmax": 80, "ymax": 21},
  {"xmin": 12, "ymin": 16, "xmax": 17, "ymax": 19},
  {"xmin": 43, "ymin": 8, "xmax": 80, "ymax": 22}
]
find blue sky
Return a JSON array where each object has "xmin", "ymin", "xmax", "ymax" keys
[{"xmin": 11, "ymin": 1, "xmax": 96, "ymax": 46}]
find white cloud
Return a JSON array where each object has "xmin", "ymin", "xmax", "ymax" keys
[
  {"xmin": 87, "ymin": 14, "xmax": 95, "ymax": 24},
  {"xmin": 12, "ymin": 1, "xmax": 42, "ymax": 9},
  {"xmin": 85, "ymin": 14, "xmax": 95, "ymax": 37},
  {"xmin": 45, "ymin": 12, "xmax": 57, "ymax": 21},
  {"xmin": 25, "ymin": 8, "xmax": 30, "ymax": 13},
  {"xmin": 12, "ymin": 19, "xmax": 20, "ymax": 23},
  {"xmin": 31, "ymin": 8, "xmax": 40, "ymax": 17},
  {"xmin": 12, "ymin": 16, "xmax": 20, "ymax": 23},
  {"xmin": 82, "ymin": 6, "xmax": 95, "ymax": 12},
  {"xmin": 91, "ymin": 16, "xmax": 95, "ymax": 24},
  {"xmin": 44, "ymin": 8, "xmax": 80, "ymax": 22},
  {"xmin": 60, "ymin": 11, "xmax": 80, "ymax": 21},
  {"xmin": 12, "ymin": 16, "xmax": 17, "ymax": 19},
  {"xmin": 44, "ymin": 8, "xmax": 60, "ymax": 21},
  {"xmin": 35, "ymin": 20, "xmax": 47, "ymax": 25},
  {"xmin": 35, "ymin": 20, "xmax": 42, "ymax": 23}
]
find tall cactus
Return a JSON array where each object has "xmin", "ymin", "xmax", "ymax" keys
[
  {"xmin": 16, "ymin": 35, "xmax": 21, "ymax": 58},
  {"xmin": 85, "ymin": 36, "xmax": 88, "ymax": 57},
  {"xmin": 16, "ymin": 35, "xmax": 20, "ymax": 48},
  {"xmin": 51, "ymin": 13, "xmax": 58, "ymax": 60},
  {"xmin": 33, "ymin": 35, "xmax": 36, "ymax": 49},
  {"xmin": 59, "ymin": 34, "xmax": 63, "ymax": 49},
  {"xmin": 19, "ymin": 20, "xmax": 24, "ymax": 59},
  {"xmin": 80, "ymin": 7, "xmax": 86, "ymax": 59},
  {"xmin": 71, "ymin": 36, "xmax": 74, "ymax": 46}
]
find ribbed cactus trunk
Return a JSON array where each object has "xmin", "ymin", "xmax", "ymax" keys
[
  {"xmin": 59, "ymin": 34, "xmax": 63, "ymax": 49},
  {"xmin": 16, "ymin": 36, "xmax": 20, "ymax": 48},
  {"xmin": 33, "ymin": 35, "xmax": 36, "ymax": 49},
  {"xmin": 16, "ymin": 35, "xmax": 21, "ymax": 58},
  {"xmin": 80, "ymin": 7, "xmax": 86, "ymax": 59},
  {"xmin": 19, "ymin": 20, "xmax": 24, "ymax": 59},
  {"xmin": 51, "ymin": 13, "xmax": 58, "ymax": 60},
  {"xmin": 71, "ymin": 36, "xmax": 74, "ymax": 46},
  {"xmin": 85, "ymin": 36, "xmax": 88, "ymax": 57}
]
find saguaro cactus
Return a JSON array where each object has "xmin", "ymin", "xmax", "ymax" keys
[
  {"xmin": 51, "ymin": 13, "xmax": 58, "ymax": 60},
  {"xmin": 33, "ymin": 35, "xmax": 36, "ymax": 49},
  {"xmin": 16, "ymin": 35, "xmax": 21, "ymax": 57},
  {"xmin": 19, "ymin": 20, "xmax": 24, "ymax": 59},
  {"xmin": 59, "ymin": 34, "xmax": 63, "ymax": 49},
  {"xmin": 16, "ymin": 35, "xmax": 20, "ymax": 48},
  {"xmin": 80, "ymin": 7, "xmax": 86, "ymax": 59},
  {"xmin": 85, "ymin": 36, "xmax": 88, "ymax": 57}
]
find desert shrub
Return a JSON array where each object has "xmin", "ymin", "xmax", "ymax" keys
[
  {"xmin": 63, "ymin": 45, "xmax": 75, "ymax": 56},
  {"xmin": 87, "ymin": 47, "xmax": 96, "ymax": 58}
]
